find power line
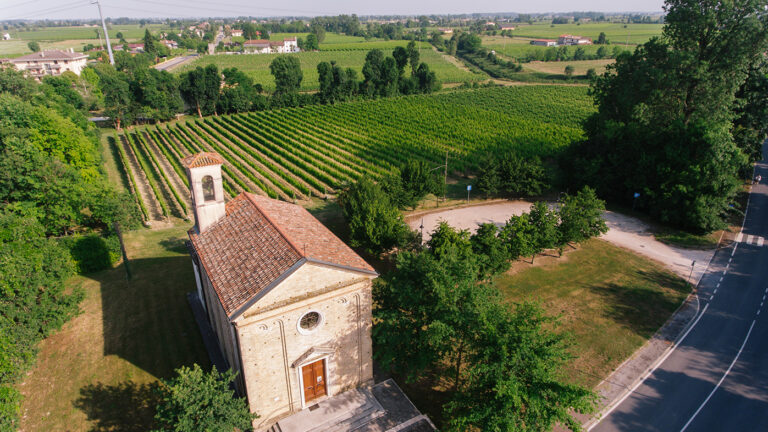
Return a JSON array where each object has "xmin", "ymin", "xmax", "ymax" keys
[
  {"xmin": 1, "ymin": 0, "xmax": 42, "ymax": 11},
  {"xmin": 129, "ymin": 0, "xmax": 322, "ymax": 16},
  {"xmin": 3, "ymin": 1, "xmax": 92, "ymax": 20}
]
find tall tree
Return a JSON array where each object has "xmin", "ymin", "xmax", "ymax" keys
[
  {"xmin": 558, "ymin": 186, "xmax": 608, "ymax": 247},
  {"xmin": 406, "ymin": 40, "xmax": 420, "ymax": 75},
  {"xmin": 100, "ymin": 71, "xmax": 133, "ymax": 130},
  {"xmin": 27, "ymin": 41, "xmax": 39, "ymax": 53},
  {"xmin": 269, "ymin": 56, "xmax": 303, "ymax": 95},
  {"xmin": 142, "ymin": 28, "xmax": 157, "ymax": 56}
]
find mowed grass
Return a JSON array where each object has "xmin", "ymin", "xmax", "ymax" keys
[
  {"xmin": 178, "ymin": 48, "xmax": 484, "ymax": 90},
  {"xmin": 524, "ymin": 59, "xmax": 615, "ymax": 76},
  {"xmin": 495, "ymin": 238, "xmax": 690, "ymax": 387},
  {"xmin": 0, "ymin": 24, "xmax": 166, "ymax": 56},
  {"xmin": 18, "ymin": 224, "xmax": 210, "ymax": 432},
  {"xmin": 508, "ymin": 22, "xmax": 664, "ymax": 45}
]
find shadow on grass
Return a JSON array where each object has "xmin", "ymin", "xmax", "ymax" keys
[
  {"xmin": 591, "ymin": 269, "xmax": 689, "ymax": 338},
  {"xmin": 73, "ymin": 381, "xmax": 160, "ymax": 432}
]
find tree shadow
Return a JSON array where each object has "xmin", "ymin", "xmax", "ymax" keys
[
  {"xmin": 73, "ymin": 381, "xmax": 161, "ymax": 432},
  {"xmin": 158, "ymin": 236, "xmax": 188, "ymax": 253},
  {"xmin": 589, "ymin": 269, "xmax": 689, "ymax": 338}
]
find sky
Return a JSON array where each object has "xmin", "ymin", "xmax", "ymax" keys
[{"xmin": 1, "ymin": 0, "xmax": 665, "ymax": 21}]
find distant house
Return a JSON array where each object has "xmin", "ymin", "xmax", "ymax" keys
[
  {"xmin": 438, "ymin": 28, "xmax": 453, "ymax": 35},
  {"xmin": 558, "ymin": 34, "xmax": 592, "ymax": 45},
  {"xmin": 243, "ymin": 38, "xmax": 298, "ymax": 54},
  {"xmin": 2, "ymin": 33, "xmax": 10, "ymax": 41},
  {"xmin": 231, "ymin": 29, "xmax": 243, "ymax": 37},
  {"xmin": 485, "ymin": 21, "xmax": 496, "ymax": 26},
  {"xmin": 10, "ymin": 49, "xmax": 88, "ymax": 80},
  {"xmin": 122, "ymin": 43, "xmax": 145, "ymax": 54},
  {"xmin": 530, "ymin": 39, "xmax": 558, "ymax": 47},
  {"xmin": 160, "ymin": 40, "xmax": 178, "ymax": 49}
]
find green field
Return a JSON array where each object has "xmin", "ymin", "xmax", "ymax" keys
[
  {"xmin": 482, "ymin": 35, "xmax": 632, "ymax": 61},
  {"xmin": 0, "ymin": 24, "xmax": 168, "ymax": 57},
  {"xmin": 506, "ymin": 22, "xmax": 664, "ymax": 45},
  {"xmin": 177, "ymin": 47, "xmax": 485, "ymax": 91},
  {"xmin": 111, "ymin": 85, "xmax": 593, "ymax": 221}
]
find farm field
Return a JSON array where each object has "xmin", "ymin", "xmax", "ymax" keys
[
  {"xmin": 177, "ymin": 46, "xmax": 485, "ymax": 90},
  {"xmin": 524, "ymin": 59, "xmax": 615, "ymax": 76},
  {"xmin": 507, "ymin": 22, "xmax": 664, "ymax": 45},
  {"xmin": 0, "ymin": 24, "xmax": 167, "ymax": 57},
  {"xmin": 482, "ymin": 35, "xmax": 632, "ymax": 61},
  {"xmin": 112, "ymin": 85, "xmax": 593, "ymax": 223}
]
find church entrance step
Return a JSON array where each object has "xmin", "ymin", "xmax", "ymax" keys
[{"xmin": 276, "ymin": 387, "xmax": 384, "ymax": 432}]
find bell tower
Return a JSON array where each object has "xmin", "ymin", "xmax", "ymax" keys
[{"xmin": 182, "ymin": 152, "xmax": 226, "ymax": 233}]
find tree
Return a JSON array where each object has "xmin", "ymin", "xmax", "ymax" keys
[
  {"xmin": 558, "ymin": 186, "xmax": 608, "ymax": 247},
  {"xmin": 304, "ymin": 33, "xmax": 319, "ymax": 50},
  {"xmin": 564, "ymin": 65, "xmax": 575, "ymax": 79},
  {"xmin": 311, "ymin": 24, "xmax": 326, "ymax": 43},
  {"xmin": 392, "ymin": 46, "xmax": 408, "ymax": 73},
  {"xmin": 528, "ymin": 201, "xmax": 559, "ymax": 260},
  {"xmin": 153, "ymin": 364, "xmax": 255, "ymax": 432},
  {"xmin": 414, "ymin": 63, "xmax": 438, "ymax": 93},
  {"xmin": 143, "ymin": 28, "xmax": 157, "ymax": 56},
  {"xmin": 269, "ymin": 56, "xmax": 303, "ymax": 95},
  {"xmin": 27, "ymin": 41, "xmax": 39, "ymax": 52},
  {"xmin": 476, "ymin": 156, "xmax": 501, "ymax": 198},
  {"xmin": 240, "ymin": 22, "xmax": 260, "ymax": 40},
  {"xmin": 338, "ymin": 177, "xmax": 414, "ymax": 254},
  {"xmin": 499, "ymin": 153, "xmax": 547, "ymax": 196},
  {"xmin": 179, "ymin": 65, "xmax": 220, "ymax": 117},
  {"xmin": 470, "ymin": 223, "xmax": 510, "ymax": 277},
  {"xmin": 597, "ymin": 31, "xmax": 607, "ymax": 44},
  {"xmin": 500, "ymin": 213, "xmax": 538, "ymax": 262},
  {"xmin": 406, "ymin": 40, "xmax": 420, "ymax": 75},
  {"xmin": 100, "ymin": 71, "xmax": 133, "ymax": 130},
  {"xmin": 733, "ymin": 61, "xmax": 768, "ymax": 163},
  {"xmin": 596, "ymin": 46, "xmax": 608, "ymax": 59},
  {"xmin": 586, "ymin": 68, "xmax": 597, "ymax": 81},
  {"xmin": 444, "ymin": 302, "xmax": 597, "ymax": 431}
]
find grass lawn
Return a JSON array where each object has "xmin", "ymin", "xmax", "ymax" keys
[
  {"xmin": 524, "ymin": 59, "xmax": 615, "ymax": 76},
  {"xmin": 177, "ymin": 48, "xmax": 484, "ymax": 90},
  {"xmin": 507, "ymin": 22, "xmax": 664, "ymax": 45},
  {"xmin": 0, "ymin": 24, "xmax": 166, "ymax": 56},
  {"xmin": 402, "ymin": 238, "xmax": 689, "ymax": 427},
  {"xmin": 18, "ymin": 224, "xmax": 210, "ymax": 432}
]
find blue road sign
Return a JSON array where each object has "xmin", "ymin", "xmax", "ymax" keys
[
  {"xmin": 467, "ymin": 185, "xmax": 472, "ymax": 191},
  {"xmin": 634, "ymin": 192, "xmax": 640, "ymax": 198}
]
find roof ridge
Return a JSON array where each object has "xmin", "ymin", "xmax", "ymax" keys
[{"xmin": 243, "ymin": 193, "xmax": 306, "ymax": 259}]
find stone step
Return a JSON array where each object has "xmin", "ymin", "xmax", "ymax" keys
[{"xmin": 277, "ymin": 387, "xmax": 384, "ymax": 432}]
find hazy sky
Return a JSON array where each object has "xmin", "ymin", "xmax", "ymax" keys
[{"xmin": 2, "ymin": 0, "xmax": 665, "ymax": 21}]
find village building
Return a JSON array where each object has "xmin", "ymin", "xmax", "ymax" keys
[
  {"xmin": 183, "ymin": 153, "xmax": 433, "ymax": 431},
  {"xmin": 160, "ymin": 39, "xmax": 178, "ymax": 49},
  {"xmin": 438, "ymin": 28, "xmax": 453, "ymax": 34},
  {"xmin": 500, "ymin": 25, "xmax": 516, "ymax": 31},
  {"xmin": 243, "ymin": 37, "xmax": 299, "ymax": 54},
  {"xmin": 558, "ymin": 34, "xmax": 593, "ymax": 45},
  {"xmin": 9, "ymin": 49, "xmax": 87, "ymax": 80},
  {"xmin": 122, "ymin": 43, "xmax": 145, "ymax": 54},
  {"xmin": 231, "ymin": 29, "xmax": 243, "ymax": 37},
  {"xmin": 2, "ymin": 33, "xmax": 11, "ymax": 40},
  {"xmin": 530, "ymin": 39, "xmax": 558, "ymax": 47}
]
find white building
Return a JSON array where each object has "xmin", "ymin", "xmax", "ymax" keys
[
  {"xmin": 231, "ymin": 29, "xmax": 243, "ymax": 37},
  {"xmin": 243, "ymin": 37, "xmax": 299, "ymax": 54},
  {"xmin": 558, "ymin": 34, "xmax": 593, "ymax": 45},
  {"xmin": 2, "ymin": 33, "xmax": 10, "ymax": 41},
  {"xmin": 530, "ymin": 39, "xmax": 558, "ymax": 47},
  {"xmin": 10, "ymin": 49, "xmax": 88, "ymax": 80}
]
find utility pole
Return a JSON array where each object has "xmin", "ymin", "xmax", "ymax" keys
[{"xmin": 93, "ymin": 0, "xmax": 114, "ymax": 65}]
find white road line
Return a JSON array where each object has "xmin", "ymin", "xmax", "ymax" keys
[
  {"xmin": 736, "ymin": 233, "xmax": 744, "ymax": 243},
  {"xmin": 723, "ymin": 270, "xmax": 727, "ymax": 275},
  {"xmin": 679, "ymin": 320, "xmax": 757, "ymax": 432},
  {"xmin": 720, "ymin": 277, "xmax": 724, "ymax": 282},
  {"xmin": 747, "ymin": 235, "xmax": 754, "ymax": 244},
  {"xmin": 714, "ymin": 289, "xmax": 718, "ymax": 294},
  {"xmin": 759, "ymin": 237, "xmax": 765, "ymax": 247},
  {"xmin": 589, "ymin": 304, "xmax": 711, "ymax": 431},
  {"xmin": 729, "ymin": 258, "xmax": 732, "ymax": 263},
  {"xmin": 716, "ymin": 283, "xmax": 720, "ymax": 288},
  {"xmin": 710, "ymin": 295, "xmax": 714, "ymax": 300}
]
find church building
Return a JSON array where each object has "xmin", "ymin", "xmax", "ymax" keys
[{"xmin": 183, "ymin": 153, "xmax": 433, "ymax": 431}]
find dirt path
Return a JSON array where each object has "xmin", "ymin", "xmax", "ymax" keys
[
  {"xmin": 406, "ymin": 201, "xmax": 715, "ymax": 284},
  {"xmin": 194, "ymin": 121, "xmax": 301, "ymax": 201},
  {"xmin": 119, "ymin": 135, "xmax": 165, "ymax": 222},
  {"xmin": 432, "ymin": 46, "xmax": 476, "ymax": 75},
  {"xmin": 142, "ymin": 131, "xmax": 192, "ymax": 218}
]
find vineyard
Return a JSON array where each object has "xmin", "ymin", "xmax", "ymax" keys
[{"xmin": 112, "ymin": 85, "xmax": 594, "ymax": 223}]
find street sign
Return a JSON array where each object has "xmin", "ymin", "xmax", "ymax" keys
[
  {"xmin": 634, "ymin": 192, "xmax": 640, "ymax": 198},
  {"xmin": 467, "ymin": 185, "xmax": 472, "ymax": 191}
]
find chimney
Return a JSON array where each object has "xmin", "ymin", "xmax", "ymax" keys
[{"xmin": 181, "ymin": 152, "xmax": 226, "ymax": 233}]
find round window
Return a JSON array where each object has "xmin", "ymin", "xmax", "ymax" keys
[{"xmin": 298, "ymin": 311, "xmax": 322, "ymax": 333}]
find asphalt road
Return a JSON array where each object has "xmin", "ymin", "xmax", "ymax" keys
[
  {"xmin": 154, "ymin": 55, "xmax": 196, "ymax": 71},
  {"xmin": 591, "ymin": 142, "xmax": 768, "ymax": 432}
]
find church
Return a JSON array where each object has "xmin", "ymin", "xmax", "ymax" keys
[{"xmin": 183, "ymin": 153, "xmax": 434, "ymax": 431}]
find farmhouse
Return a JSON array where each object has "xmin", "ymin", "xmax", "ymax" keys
[
  {"xmin": 531, "ymin": 39, "xmax": 558, "ymax": 46},
  {"xmin": 558, "ymin": 34, "xmax": 593, "ymax": 45},
  {"xmin": 160, "ymin": 39, "xmax": 178, "ymax": 49},
  {"xmin": 122, "ymin": 43, "xmax": 145, "ymax": 54},
  {"xmin": 9, "ymin": 49, "xmax": 87, "ymax": 80},
  {"xmin": 243, "ymin": 37, "xmax": 299, "ymax": 54},
  {"xmin": 231, "ymin": 29, "xmax": 243, "ymax": 37},
  {"xmin": 184, "ymin": 153, "xmax": 433, "ymax": 430},
  {"xmin": 438, "ymin": 28, "xmax": 453, "ymax": 34}
]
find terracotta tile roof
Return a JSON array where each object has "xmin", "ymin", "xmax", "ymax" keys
[
  {"xmin": 189, "ymin": 193, "xmax": 375, "ymax": 318},
  {"xmin": 182, "ymin": 152, "xmax": 225, "ymax": 168},
  {"xmin": 12, "ymin": 50, "xmax": 87, "ymax": 62}
]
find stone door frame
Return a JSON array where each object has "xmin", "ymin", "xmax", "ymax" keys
[{"xmin": 296, "ymin": 355, "xmax": 331, "ymax": 409}]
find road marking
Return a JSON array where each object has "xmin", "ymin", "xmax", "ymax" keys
[
  {"xmin": 714, "ymin": 289, "xmax": 718, "ymax": 294},
  {"xmin": 747, "ymin": 235, "xmax": 754, "ymax": 244},
  {"xmin": 723, "ymin": 270, "xmax": 727, "ymax": 275},
  {"xmin": 709, "ymin": 295, "xmax": 714, "ymax": 300},
  {"xmin": 680, "ymin": 320, "xmax": 757, "ymax": 432},
  {"xmin": 736, "ymin": 233, "xmax": 743, "ymax": 243},
  {"xmin": 759, "ymin": 237, "xmax": 765, "ymax": 247},
  {"xmin": 589, "ymin": 304, "xmax": 711, "ymax": 431},
  {"xmin": 720, "ymin": 277, "xmax": 724, "ymax": 282},
  {"xmin": 729, "ymin": 257, "xmax": 732, "ymax": 263}
]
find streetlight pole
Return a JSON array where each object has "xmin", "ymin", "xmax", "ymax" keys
[{"xmin": 93, "ymin": 0, "xmax": 114, "ymax": 65}]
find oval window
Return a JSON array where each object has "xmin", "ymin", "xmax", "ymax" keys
[{"xmin": 298, "ymin": 311, "xmax": 322, "ymax": 334}]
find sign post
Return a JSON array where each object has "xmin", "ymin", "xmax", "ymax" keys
[
  {"xmin": 467, "ymin": 185, "xmax": 472, "ymax": 203},
  {"xmin": 633, "ymin": 192, "xmax": 640, "ymax": 210}
]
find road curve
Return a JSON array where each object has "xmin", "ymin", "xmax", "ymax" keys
[{"xmin": 591, "ymin": 142, "xmax": 768, "ymax": 432}]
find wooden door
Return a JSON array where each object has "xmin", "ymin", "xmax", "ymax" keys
[{"xmin": 301, "ymin": 359, "xmax": 327, "ymax": 403}]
